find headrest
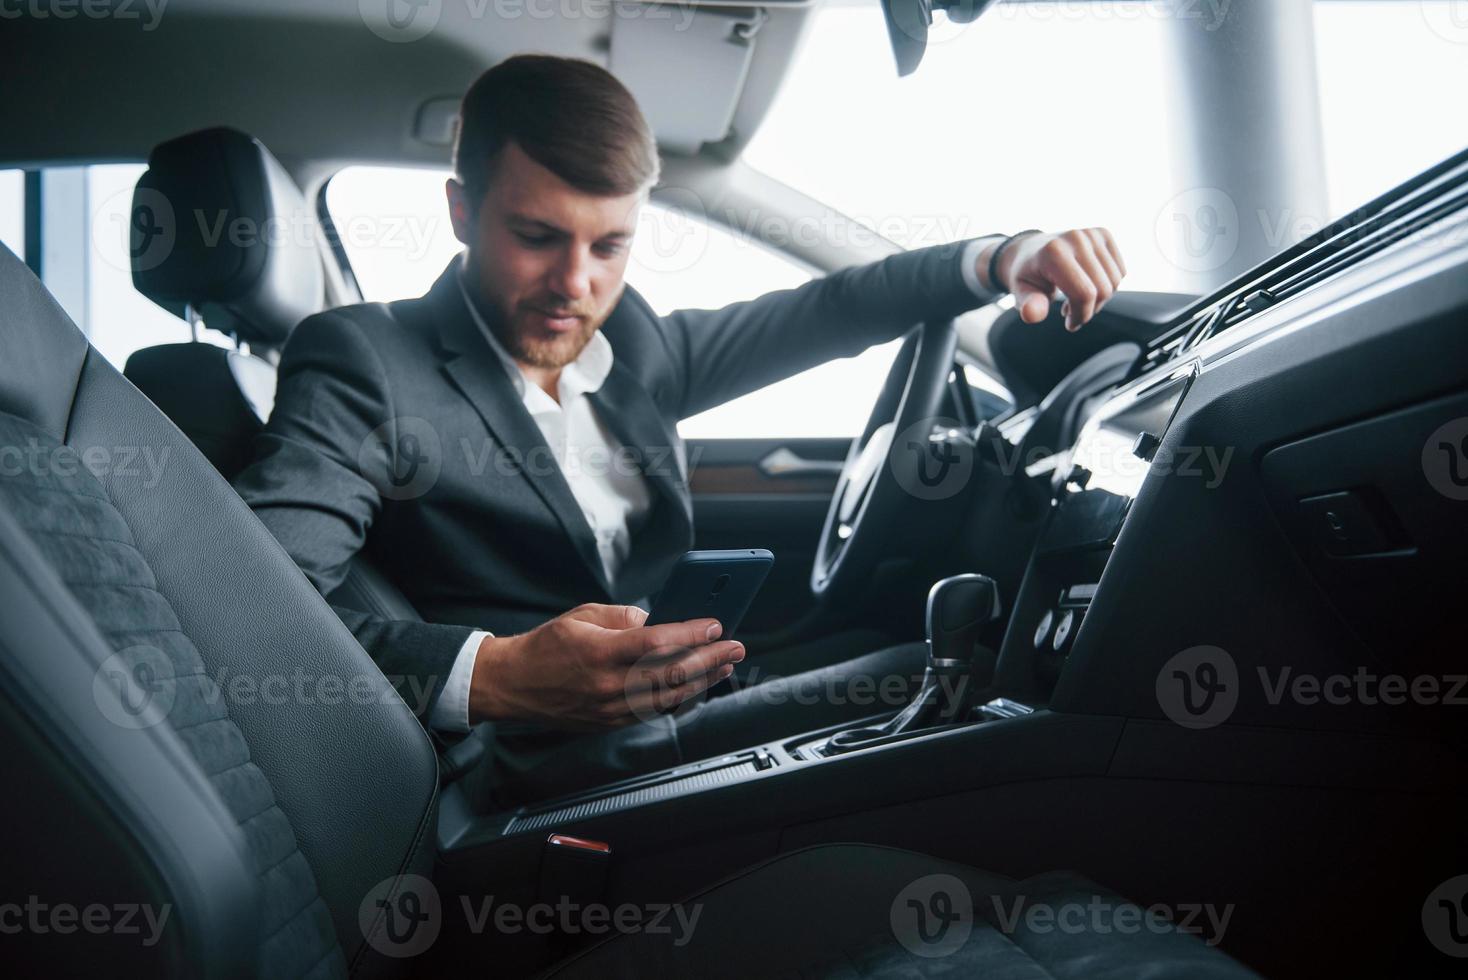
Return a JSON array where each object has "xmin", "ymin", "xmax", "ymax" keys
[
  {"xmin": 0, "ymin": 243, "xmax": 90, "ymax": 442},
  {"xmin": 131, "ymin": 127, "xmax": 324, "ymax": 349}
]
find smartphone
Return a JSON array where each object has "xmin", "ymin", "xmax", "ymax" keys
[{"xmin": 645, "ymin": 549, "xmax": 775, "ymax": 640}]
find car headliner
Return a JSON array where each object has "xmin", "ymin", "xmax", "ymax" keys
[{"xmin": 0, "ymin": 0, "xmax": 815, "ymax": 172}]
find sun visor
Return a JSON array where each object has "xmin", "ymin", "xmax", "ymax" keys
[{"xmin": 610, "ymin": 4, "xmax": 770, "ymax": 155}]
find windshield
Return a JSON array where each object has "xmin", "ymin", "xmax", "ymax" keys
[{"xmin": 744, "ymin": 0, "xmax": 1468, "ymax": 294}]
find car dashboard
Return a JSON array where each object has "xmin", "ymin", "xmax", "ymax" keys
[{"xmin": 429, "ymin": 150, "xmax": 1468, "ymax": 979}]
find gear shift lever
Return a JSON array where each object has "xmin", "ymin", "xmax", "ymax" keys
[{"xmin": 824, "ymin": 574, "xmax": 1001, "ymax": 754}]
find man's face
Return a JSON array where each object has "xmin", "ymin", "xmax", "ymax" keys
[{"xmin": 448, "ymin": 142, "xmax": 643, "ymax": 369}]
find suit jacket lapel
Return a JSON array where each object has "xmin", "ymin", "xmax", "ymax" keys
[
  {"xmin": 589, "ymin": 357, "xmax": 695, "ymax": 600},
  {"xmin": 589, "ymin": 360, "xmax": 692, "ymax": 529},
  {"xmin": 429, "ymin": 265, "xmax": 611, "ymax": 595}
]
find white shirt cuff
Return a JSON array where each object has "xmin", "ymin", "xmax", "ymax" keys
[
  {"xmin": 960, "ymin": 235, "xmax": 1008, "ymax": 302},
  {"xmin": 428, "ymin": 629, "xmax": 492, "ymax": 733}
]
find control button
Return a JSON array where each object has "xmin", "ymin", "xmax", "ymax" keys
[
  {"xmin": 753, "ymin": 748, "xmax": 774, "ymax": 771},
  {"xmin": 1297, "ymin": 490, "xmax": 1398, "ymax": 558},
  {"xmin": 1132, "ymin": 431, "xmax": 1161, "ymax": 462},
  {"xmin": 1051, "ymin": 609, "xmax": 1077, "ymax": 653},
  {"xmin": 1063, "ymin": 582, "xmax": 1099, "ymax": 604},
  {"xmin": 1033, "ymin": 609, "xmax": 1056, "ymax": 650}
]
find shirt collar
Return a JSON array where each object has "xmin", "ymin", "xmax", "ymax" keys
[{"xmin": 455, "ymin": 257, "xmax": 614, "ymax": 404}]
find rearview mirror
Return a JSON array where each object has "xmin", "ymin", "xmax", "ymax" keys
[{"xmin": 880, "ymin": 0, "xmax": 1002, "ymax": 76}]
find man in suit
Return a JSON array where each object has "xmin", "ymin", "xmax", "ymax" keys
[{"xmin": 234, "ymin": 55, "xmax": 1126, "ymax": 802}]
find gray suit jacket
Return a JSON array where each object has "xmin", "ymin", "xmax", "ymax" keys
[{"xmin": 233, "ymin": 240, "xmax": 990, "ymax": 719}]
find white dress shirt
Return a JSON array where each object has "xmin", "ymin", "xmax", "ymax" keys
[
  {"xmin": 429, "ymin": 241, "xmax": 1003, "ymax": 732},
  {"xmin": 429, "ymin": 268, "xmax": 654, "ymax": 731}
]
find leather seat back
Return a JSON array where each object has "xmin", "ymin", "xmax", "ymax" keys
[
  {"xmin": 131, "ymin": 126, "xmax": 323, "ymax": 348},
  {"xmin": 125, "ymin": 126, "xmax": 316, "ymax": 479},
  {"xmin": 0, "ymin": 241, "xmax": 438, "ymax": 977},
  {"xmin": 124, "ymin": 128, "xmax": 418, "ymax": 619},
  {"xmin": 124, "ymin": 342, "xmax": 276, "ymax": 479}
]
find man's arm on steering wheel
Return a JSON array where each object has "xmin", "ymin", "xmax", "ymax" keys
[{"xmin": 660, "ymin": 229, "xmax": 1127, "ymax": 420}]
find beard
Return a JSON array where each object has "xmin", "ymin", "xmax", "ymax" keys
[{"xmin": 491, "ymin": 299, "xmax": 607, "ymax": 369}]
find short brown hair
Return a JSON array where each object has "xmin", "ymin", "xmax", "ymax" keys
[{"xmin": 453, "ymin": 55, "xmax": 660, "ymax": 201}]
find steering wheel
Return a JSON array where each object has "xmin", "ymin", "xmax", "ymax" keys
[{"xmin": 810, "ymin": 318, "xmax": 964, "ymax": 603}]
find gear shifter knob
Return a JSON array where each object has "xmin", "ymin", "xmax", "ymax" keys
[
  {"xmin": 926, "ymin": 574, "xmax": 1002, "ymax": 670},
  {"xmin": 823, "ymin": 573, "xmax": 1003, "ymax": 755}
]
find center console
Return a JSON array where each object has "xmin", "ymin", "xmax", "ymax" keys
[
  {"xmin": 433, "ymin": 367, "xmax": 1204, "ymax": 884},
  {"xmin": 427, "ymin": 347, "xmax": 1455, "ymax": 980},
  {"xmin": 435, "ymin": 363, "xmax": 1201, "ymax": 863},
  {"xmin": 995, "ymin": 364, "xmax": 1196, "ymax": 703}
]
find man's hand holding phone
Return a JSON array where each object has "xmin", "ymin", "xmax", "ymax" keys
[{"xmin": 467, "ymin": 604, "xmax": 745, "ymax": 730}]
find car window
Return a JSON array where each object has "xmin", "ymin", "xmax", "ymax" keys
[
  {"xmin": 0, "ymin": 169, "xmax": 24, "ymax": 259},
  {"xmin": 1313, "ymin": 0, "xmax": 1468, "ymax": 215},
  {"xmin": 326, "ymin": 166, "xmax": 903, "ymax": 438},
  {"xmin": 8, "ymin": 163, "xmax": 234, "ymax": 370},
  {"xmin": 743, "ymin": 0, "xmax": 1468, "ymax": 295},
  {"xmin": 743, "ymin": 2, "xmax": 1179, "ymax": 289}
]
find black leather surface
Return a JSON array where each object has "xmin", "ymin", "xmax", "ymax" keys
[
  {"xmin": 0, "ymin": 410, "xmax": 345, "ymax": 978},
  {"xmin": 125, "ymin": 343, "xmax": 268, "ymax": 479},
  {"xmin": 0, "ymin": 503, "xmax": 260, "ymax": 980},
  {"xmin": 547, "ymin": 844, "xmax": 1261, "ymax": 979},
  {"xmin": 327, "ymin": 558, "xmax": 426, "ymax": 623},
  {"xmin": 1, "ymin": 241, "xmax": 440, "ymax": 977},
  {"xmin": 131, "ymin": 126, "xmax": 323, "ymax": 348},
  {"xmin": 0, "ymin": 244, "xmax": 89, "ymax": 440},
  {"xmin": 122, "ymin": 130, "xmax": 427, "ymax": 635}
]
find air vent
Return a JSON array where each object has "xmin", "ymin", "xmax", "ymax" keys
[{"xmin": 1140, "ymin": 146, "xmax": 1468, "ymax": 367}]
